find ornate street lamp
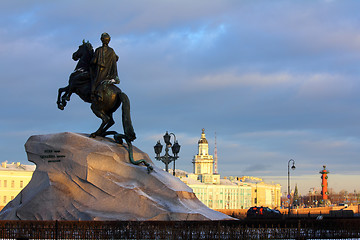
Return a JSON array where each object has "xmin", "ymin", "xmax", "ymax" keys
[
  {"xmin": 288, "ymin": 159, "xmax": 296, "ymax": 215},
  {"xmin": 154, "ymin": 131, "xmax": 180, "ymax": 176}
]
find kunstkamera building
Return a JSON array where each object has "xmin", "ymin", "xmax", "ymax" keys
[{"xmin": 178, "ymin": 129, "xmax": 281, "ymax": 210}]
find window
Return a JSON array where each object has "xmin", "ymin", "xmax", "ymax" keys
[
  {"xmin": 11, "ymin": 180, "xmax": 14, "ymax": 188},
  {"xmin": 4, "ymin": 180, "xmax": 7, "ymax": 188},
  {"xmin": 11, "ymin": 196, "xmax": 14, "ymax": 200},
  {"xmin": 20, "ymin": 181, "xmax": 23, "ymax": 188},
  {"xmin": 3, "ymin": 196, "xmax": 6, "ymax": 203}
]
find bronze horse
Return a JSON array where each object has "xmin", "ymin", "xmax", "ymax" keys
[{"xmin": 57, "ymin": 41, "xmax": 152, "ymax": 172}]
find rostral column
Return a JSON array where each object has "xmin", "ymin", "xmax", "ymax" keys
[{"xmin": 320, "ymin": 165, "xmax": 330, "ymax": 202}]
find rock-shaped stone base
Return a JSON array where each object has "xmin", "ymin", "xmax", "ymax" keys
[{"xmin": 0, "ymin": 132, "xmax": 232, "ymax": 221}]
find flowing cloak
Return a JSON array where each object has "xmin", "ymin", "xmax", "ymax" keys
[{"xmin": 91, "ymin": 45, "xmax": 119, "ymax": 92}]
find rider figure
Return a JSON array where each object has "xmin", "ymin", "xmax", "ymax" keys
[{"xmin": 91, "ymin": 32, "xmax": 120, "ymax": 101}]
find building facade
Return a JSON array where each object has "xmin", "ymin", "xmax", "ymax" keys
[
  {"xmin": 179, "ymin": 129, "xmax": 281, "ymax": 210},
  {"xmin": 0, "ymin": 161, "xmax": 35, "ymax": 209},
  {"xmin": 188, "ymin": 182, "xmax": 252, "ymax": 209}
]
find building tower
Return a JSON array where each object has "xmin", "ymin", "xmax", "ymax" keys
[
  {"xmin": 320, "ymin": 165, "xmax": 330, "ymax": 202},
  {"xmin": 193, "ymin": 128, "xmax": 214, "ymax": 175},
  {"xmin": 214, "ymin": 132, "xmax": 218, "ymax": 174},
  {"xmin": 191, "ymin": 129, "xmax": 220, "ymax": 184}
]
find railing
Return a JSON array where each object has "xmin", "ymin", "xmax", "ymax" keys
[{"xmin": 0, "ymin": 218, "xmax": 360, "ymax": 239}]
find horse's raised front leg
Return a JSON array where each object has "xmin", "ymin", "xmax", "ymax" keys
[
  {"xmin": 57, "ymin": 86, "xmax": 69, "ymax": 110},
  {"xmin": 63, "ymin": 91, "xmax": 73, "ymax": 101}
]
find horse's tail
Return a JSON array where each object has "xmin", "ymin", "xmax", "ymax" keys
[{"xmin": 120, "ymin": 92, "xmax": 136, "ymax": 142}]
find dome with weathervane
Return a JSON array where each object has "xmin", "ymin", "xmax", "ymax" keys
[{"xmin": 198, "ymin": 128, "xmax": 208, "ymax": 144}]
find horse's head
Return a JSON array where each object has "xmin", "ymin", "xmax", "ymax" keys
[{"xmin": 72, "ymin": 40, "xmax": 94, "ymax": 61}]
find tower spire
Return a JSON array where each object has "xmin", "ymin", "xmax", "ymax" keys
[{"xmin": 214, "ymin": 132, "xmax": 218, "ymax": 174}]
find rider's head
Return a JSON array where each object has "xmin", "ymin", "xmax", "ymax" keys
[{"xmin": 101, "ymin": 32, "xmax": 111, "ymax": 45}]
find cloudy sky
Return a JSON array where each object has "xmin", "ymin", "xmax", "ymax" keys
[{"xmin": 1, "ymin": 0, "xmax": 359, "ymax": 195}]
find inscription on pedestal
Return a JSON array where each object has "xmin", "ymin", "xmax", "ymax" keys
[{"xmin": 40, "ymin": 149, "xmax": 66, "ymax": 163}]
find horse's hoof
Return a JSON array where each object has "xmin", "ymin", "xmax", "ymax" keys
[
  {"xmin": 57, "ymin": 104, "xmax": 64, "ymax": 110},
  {"xmin": 114, "ymin": 134, "xmax": 123, "ymax": 144}
]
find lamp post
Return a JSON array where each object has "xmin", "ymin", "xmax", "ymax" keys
[
  {"xmin": 287, "ymin": 159, "xmax": 296, "ymax": 215},
  {"xmin": 154, "ymin": 131, "xmax": 180, "ymax": 176},
  {"xmin": 255, "ymin": 182, "xmax": 258, "ymax": 206}
]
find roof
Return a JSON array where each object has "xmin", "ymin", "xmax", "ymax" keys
[
  {"xmin": 0, "ymin": 161, "xmax": 36, "ymax": 171},
  {"xmin": 219, "ymin": 178, "xmax": 236, "ymax": 185}
]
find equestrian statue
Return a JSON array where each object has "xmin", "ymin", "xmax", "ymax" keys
[{"xmin": 57, "ymin": 33, "xmax": 153, "ymax": 172}]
